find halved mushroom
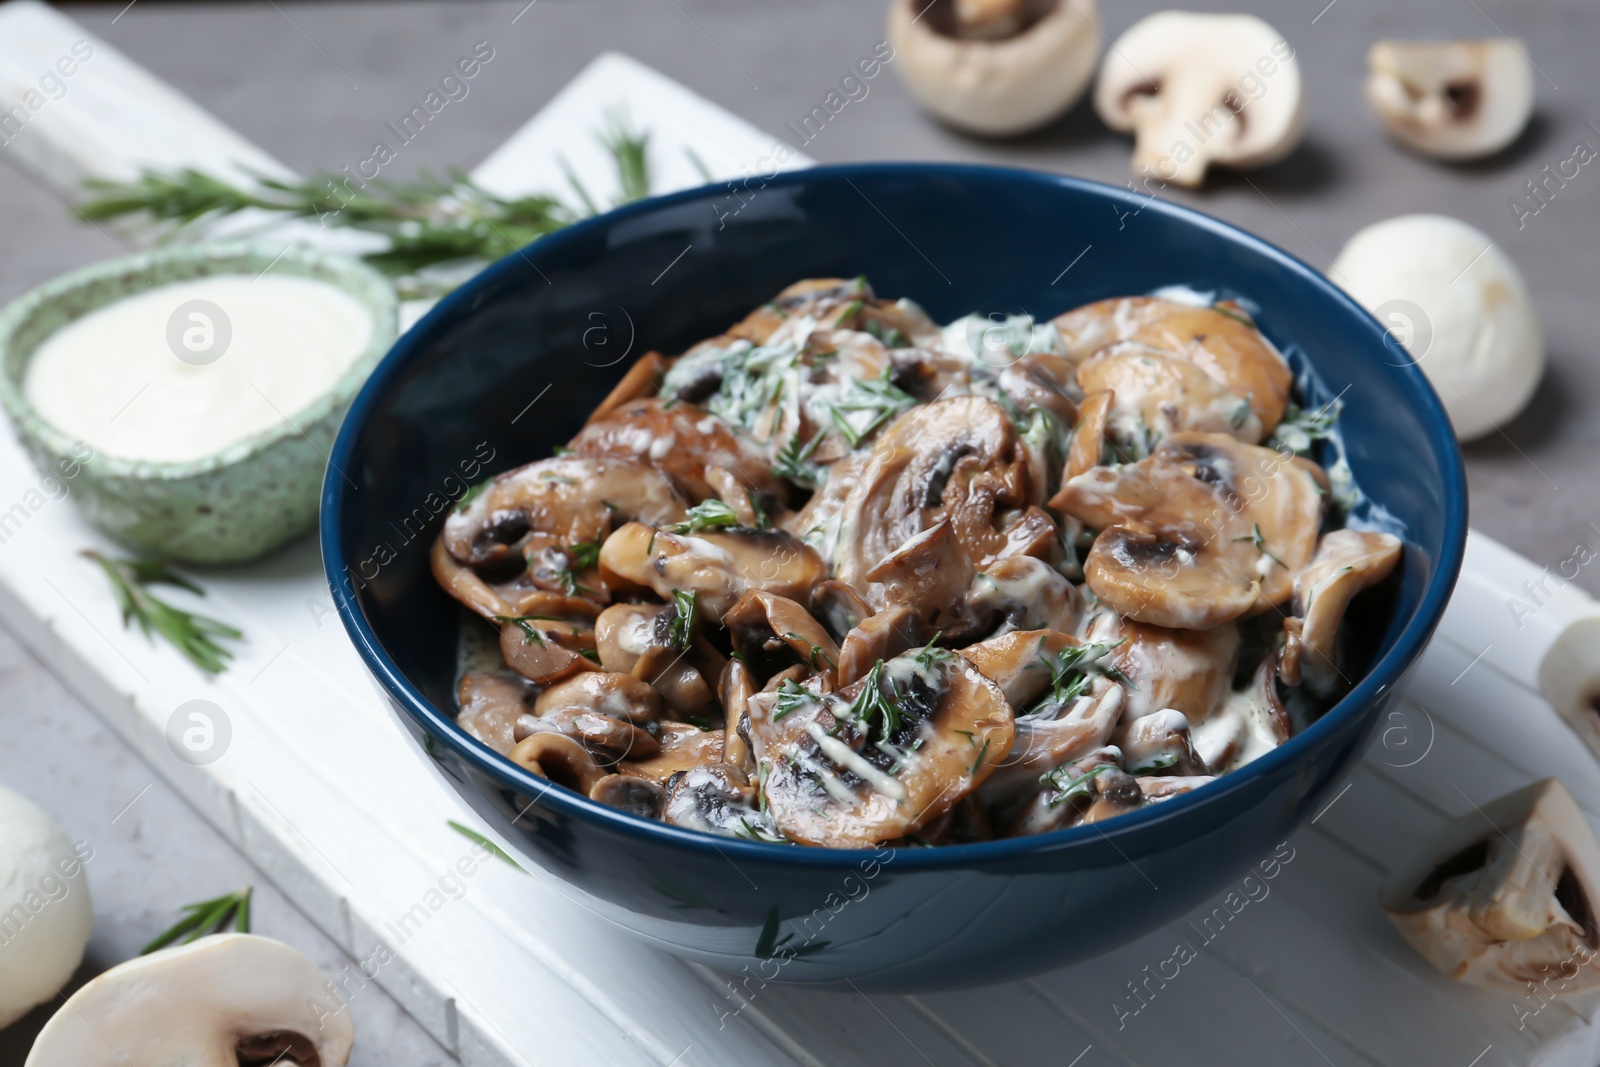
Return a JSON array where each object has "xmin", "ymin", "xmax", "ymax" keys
[
  {"xmin": 1537, "ymin": 619, "xmax": 1600, "ymax": 766},
  {"xmin": 1112, "ymin": 708, "xmax": 1208, "ymax": 776},
  {"xmin": 967, "ymin": 555, "xmax": 1081, "ymax": 635},
  {"xmin": 509, "ymin": 732, "xmax": 608, "ymax": 794},
  {"xmin": 807, "ymin": 397, "xmax": 1037, "ymax": 591},
  {"xmin": 1052, "ymin": 433, "xmax": 1324, "ymax": 629},
  {"xmin": 1366, "ymin": 40, "xmax": 1534, "ymax": 160},
  {"xmin": 598, "ymin": 521, "xmax": 827, "ymax": 618},
  {"xmin": 1094, "ymin": 12, "xmax": 1305, "ymax": 187},
  {"xmin": 1055, "ymin": 297, "xmax": 1293, "ymax": 440},
  {"xmin": 747, "ymin": 645, "xmax": 1015, "ymax": 847},
  {"xmin": 567, "ymin": 398, "xmax": 783, "ymax": 503},
  {"xmin": 724, "ymin": 590, "xmax": 840, "ymax": 685},
  {"xmin": 620, "ymin": 722, "xmax": 726, "ymax": 783},
  {"xmin": 497, "ymin": 604, "xmax": 601, "ymax": 685},
  {"xmin": 1086, "ymin": 612, "xmax": 1240, "ymax": 722},
  {"xmin": 1381, "ymin": 778, "xmax": 1600, "ymax": 992},
  {"xmin": 1281, "ymin": 530, "xmax": 1403, "ymax": 696},
  {"xmin": 25, "ymin": 933, "xmax": 354, "ymax": 1067},
  {"xmin": 457, "ymin": 671, "xmax": 535, "ymax": 754},
  {"xmin": 981, "ymin": 679, "xmax": 1126, "ymax": 806},
  {"xmin": 888, "ymin": 0, "xmax": 1102, "ymax": 136},
  {"xmin": 443, "ymin": 455, "xmax": 687, "ymax": 572},
  {"xmin": 589, "ymin": 774, "xmax": 667, "ymax": 819},
  {"xmin": 1009, "ymin": 746, "xmax": 1145, "ymax": 835},
  {"xmin": 663, "ymin": 764, "xmax": 783, "ymax": 841}
]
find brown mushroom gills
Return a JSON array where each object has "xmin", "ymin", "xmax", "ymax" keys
[{"xmin": 237, "ymin": 1031, "xmax": 321, "ymax": 1066}]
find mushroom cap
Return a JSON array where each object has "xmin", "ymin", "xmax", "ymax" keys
[
  {"xmin": 1331, "ymin": 214, "xmax": 1543, "ymax": 442},
  {"xmin": 1366, "ymin": 39, "xmax": 1534, "ymax": 160},
  {"xmin": 1286, "ymin": 529, "xmax": 1402, "ymax": 695},
  {"xmin": 1538, "ymin": 618, "xmax": 1600, "ymax": 766},
  {"xmin": 1088, "ymin": 612, "xmax": 1240, "ymax": 723},
  {"xmin": 1093, "ymin": 11, "xmax": 1305, "ymax": 186},
  {"xmin": 598, "ymin": 521, "xmax": 827, "ymax": 619},
  {"xmin": 888, "ymin": 0, "xmax": 1103, "ymax": 137},
  {"xmin": 1381, "ymin": 778, "xmax": 1600, "ymax": 992},
  {"xmin": 25, "ymin": 933, "xmax": 354, "ymax": 1067},
  {"xmin": 0, "ymin": 785, "xmax": 92, "ymax": 1030},
  {"xmin": 566, "ymin": 398, "xmax": 783, "ymax": 503}
]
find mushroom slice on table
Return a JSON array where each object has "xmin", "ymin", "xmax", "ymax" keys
[
  {"xmin": 566, "ymin": 398, "xmax": 784, "ymax": 504},
  {"xmin": 620, "ymin": 722, "xmax": 726, "ymax": 783},
  {"xmin": 1281, "ymin": 529, "xmax": 1403, "ymax": 696},
  {"xmin": 724, "ymin": 590, "xmax": 841, "ymax": 686},
  {"xmin": 1054, "ymin": 297, "xmax": 1293, "ymax": 440},
  {"xmin": 599, "ymin": 521, "xmax": 827, "ymax": 618},
  {"xmin": 456, "ymin": 671, "xmax": 536, "ymax": 754},
  {"xmin": 807, "ymin": 396, "xmax": 1037, "ymax": 590},
  {"xmin": 1009, "ymin": 746, "xmax": 1145, "ymax": 835},
  {"xmin": 887, "ymin": 0, "xmax": 1102, "ymax": 137},
  {"xmin": 1366, "ymin": 39, "xmax": 1534, "ymax": 160},
  {"xmin": 1052, "ymin": 432, "xmax": 1324, "ymax": 629},
  {"xmin": 1086, "ymin": 612, "xmax": 1240, "ymax": 723},
  {"xmin": 1381, "ymin": 778, "xmax": 1600, "ymax": 992},
  {"xmin": 443, "ymin": 455, "xmax": 687, "ymax": 572},
  {"xmin": 1094, "ymin": 12, "xmax": 1304, "ymax": 187},
  {"xmin": 747, "ymin": 645, "xmax": 1015, "ymax": 848},
  {"xmin": 25, "ymin": 933, "xmax": 354, "ymax": 1067}
]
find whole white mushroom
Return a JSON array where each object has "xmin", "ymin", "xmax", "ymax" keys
[
  {"xmin": 1330, "ymin": 214, "xmax": 1544, "ymax": 441},
  {"xmin": 0, "ymin": 784, "xmax": 93, "ymax": 1028},
  {"xmin": 26, "ymin": 933, "xmax": 354, "ymax": 1066}
]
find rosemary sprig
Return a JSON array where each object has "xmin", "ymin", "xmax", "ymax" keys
[
  {"xmin": 826, "ymin": 371, "xmax": 915, "ymax": 447},
  {"xmin": 77, "ymin": 121, "xmax": 654, "ymax": 287},
  {"xmin": 847, "ymin": 660, "xmax": 901, "ymax": 740},
  {"xmin": 772, "ymin": 677, "xmax": 814, "ymax": 721},
  {"xmin": 83, "ymin": 551, "xmax": 243, "ymax": 674},
  {"xmin": 666, "ymin": 499, "xmax": 740, "ymax": 535},
  {"xmin": 447, "ymin": 820, "xmax": 525, "ymax": 871},
  {"xmin": 913, "ymin": 633, "xmax": 951, "ymax": 671},
  {"xmin": 667, "ymin": 589, "xmax": 698, "ymax": 651},
  {"xmin": 140, "ymin": 886, "xmax": 251, "ymax": 955},
  {"xmin": 1042, "ymin": 763, "xmax": 1114, "ymax": 809},
  {"xmin": 772, "ymin": 433, "xmax": 823, "ymax": 487}
]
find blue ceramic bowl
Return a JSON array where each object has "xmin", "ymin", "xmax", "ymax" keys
[{"xmin": 322, "ymin": 164, "xmax": 1466, "ymax": 991}]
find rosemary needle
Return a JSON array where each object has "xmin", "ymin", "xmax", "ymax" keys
[
  {"xmin": 83, "ymin": 550, "xmax": 244, "ymax": 674},
  {"xmin": 140, "ymin": 886, "xmax": 252, "ymax": 955}
]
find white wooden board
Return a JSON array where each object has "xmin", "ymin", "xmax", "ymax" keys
[{"xmin": 3, "ymin": 4, "xmax": 1600, "ymax": 1064}]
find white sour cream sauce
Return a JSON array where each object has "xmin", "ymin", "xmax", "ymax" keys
[{"xmin": 25, "ymin": 275, "xmax": 372, "ymax": 463}]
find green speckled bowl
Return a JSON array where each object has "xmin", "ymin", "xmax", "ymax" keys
[{"xmin": 0, "ymin": 243, "xmax": 398, "ymax": 564}]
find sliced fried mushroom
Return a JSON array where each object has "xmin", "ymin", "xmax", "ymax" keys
[
  {"xmin": 981, "ymin": 680, "xmax": 1126, "ymax": 806},
  {"xmin": 497, "ymin": 608, "xmax": 600, "ymax": 686},
  {"xmin": 726, "ymin": 278, "xmax": 872, "ymax": 346},
  {"xmin": 594, "ymin": 602, "xmax": 720, "ymax": 720},
  {"xmin": 748, "ymin": 646, "xmax": 1014, "ymax": 847},
  {"xmin": 889, "ymin": 0, "xmax": 1101, "ymax": 136},
  {"xmin": 588, "ymin": 774, "xmax": 667, "ymax": 820},
  {"xmin": 1055, "ymin": 297, "xmax": 1292, "ymax": 440},
  {"xmin": 1112, "ymin": 708, "xmax": 1208, "ymax": 776},
  {"xmin": 509, "ymin": 733, "xmax": 608, "ymax": 794},
  {"xmin": 1078, "ymin": 343, "xmax": 1263, "ymax": 445},
  {"xmin": 444, "ymin": 455, "xmax": 686, "ymax": 572},
  {"xmin": 719, "ymin": 657, "xmax": 758, "ymax": 775},
  {"xmin": 967, "ymin": 555, "xmax": 1081, "ymax": 635},
  {"xmin": 1094, "ymin": 12, "xmax": 1304, "ymax": 187},
  {"xmin": 1381, "ymin": 778, "xmax": 1600, "ymax": 992},
  {"xmin": 1052, "ymin": 433, "xmax": 1324, "ymax": 628},
  {"xmin": 836, "ymin": 604, "xmax": 921, "ymax": 689},
  {"xmin": 811, "ymin": 579, "xmax": 876, "ymax": 645},
  {"xmin": 1366, "ymin": 40, "xmax": 1534, "ymax": 160},
  {"xmin": 620, "ymin": 722, "xmax": 726, "ymax": 783},
  {"xmin": 1009, "ymin": 746, "xmax": 1145, "ymax": 835},
  {"xmin": 663, "ymin": 764, "xmax": 782, "ymax": 841},
  {"xmin": 25, "ymin": 934, "xmax": 354, "ymax": 1067},
  {"xmin": 1087, "ymin": 612, "xmax": 1240, "ymax": 722},
  {"xmin": 456, "ymin": 672, "xmax": 535, "ymax": 754},
  {"xmin": 812, "ymin": 397, "xmax": 1036, "ymax": 589},
  {"xmin": 1063, "ymin": 389, "xmax": 1114, "ymax": 481},
  {"xmin": 1138, "ymin": 775, "xmax": 1217, "ymax": 802},
  {"xmin": 535, "ymin": 671, "xmax": 662, "ymax": 723},
  {"xmin": 865, "ymin": 520, "xmax": 991, "ymax": 641},
  {"xmin": 724, "ymin": 590, "xmax": 840, "ymax": 685},
  {"xmin": 586, "ymin": 352, "xmax": 669, "ymax": 425},
  {"xmin": 959, "ymin": 628, "xmax": 1079, "ymax": 707},
  {"xmin": 567, "ymin": 398, "xmax": 782, "ymax": 503},
  {"xmin": 598, "ymin": 521, "xmax": 826, "ymax": 618},
  {"xmin": 1281, "ymin": 530, "xmax": 1402, "ymax": 696}
]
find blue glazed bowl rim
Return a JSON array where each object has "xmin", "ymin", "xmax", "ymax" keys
[{"xmin": 323, "ymin": 162, "xmax": 1468, "ymax": 871}]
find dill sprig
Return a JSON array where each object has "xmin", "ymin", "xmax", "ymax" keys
[
  {"xmin": 666, "ymin": 499, "xmax": 740, "ymax": 535},
  {"xmin": 83, "ymin": 551, "xmax": 243, "ymax": 674},
  {"xmin": 667, "ymin": 589, "xmax": 698, "ymax": 651},
  {"xmin": 1042, "ymin": 763, "xmax": 1114, "ymax": 809},
  {"xmin": 491, "ymin": 615, "xmax": 548, "ymax": 646},
  {"xmin": 826, "ymin": 370, "xmax": 915, "ymax": 447},
  {"xmin": 140, "ymin": 886, "xmax": 251, "ymax": 955},
  {"xmin": 1234, "ymin": 522, "xmax": 1285, "ymax": 569},
  {"xmin": 772, "ymin": 677, "xmax": 815, "ymax": 721},
  {"xmin": 77, "ymin": 120, "xmax": 653, "ymax": 287},
  {"xmin": 772, "ymin": 433, "xmax": 823, "ymax": 487},
  {"xmin": 1269, "ymin": 398, "xmax": 1343, "ymax": 456}
]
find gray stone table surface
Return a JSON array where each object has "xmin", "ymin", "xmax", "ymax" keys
[{"xmin": 0, "ymin": 0, "xmax": 1597, "ymax": 1064}]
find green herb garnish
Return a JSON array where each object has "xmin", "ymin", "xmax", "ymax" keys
[
  {"xmin": 140, "ymin": 886, "xmax": 251, "ymax": 955},
  {"xmin": 83, "ymin": 551, "xmax": 243, "ymax": 674},
  {"xmin": 826, "ymin": 370, "xmax": 915, "ymax": 447},
  {"xmin": 746, "ymin": 491, "xmax": 770, "ymax": 529},
  {"xmin": 447, "ymin": 820, "xmax": 525, "ymax": 871},
  {"xmin": 456, "ymin": 477, "xmax": 493, "ymax": 512},
  {"xmin": 1234, "ymin": 522, "xmax": 1285, "ymax": 569},
  {"xmin": 773, "ymin": 432, "xmax": 823, "ymax": 487},
  {"xmin": 1042, "ymin": 763, "xmax": 1115, "ymax": 809},
  {"xmin": 847, "ymin": 659, "xmax": 901, "ymax": 740},
  {"xmin": 1268, "ymin": 398, "xmax": 1343, "ymax": 456},
  {"xmin": 667, "ymin": 589, "xmax": 698, "ymax": 651},
  {"xmin": 492, "ymin": 615, "xmax": 547, "ymax": 646},
  {"xmin": 913, "ymin": 633, "xmax": 951, "ymax": 670},
  {"xmin": 666, "ymin": 499, "xmax": 740, "ymax": 535}
]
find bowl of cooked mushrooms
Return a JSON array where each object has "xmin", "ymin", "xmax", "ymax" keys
[{"xmin": 323, "ymin": 163, "xmax": 1467, "ymax": 990}]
